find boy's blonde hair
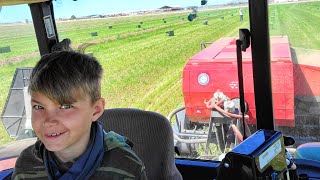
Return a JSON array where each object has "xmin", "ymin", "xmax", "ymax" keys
[{"xmin": 29, "ymin": 51, "xmax": 103, "ymax": 104}]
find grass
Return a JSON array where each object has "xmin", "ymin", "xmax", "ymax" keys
[
  {"xmin": 0, "ymin": 1, "xmax": 320, "ymax": 146},
  {"xmin": 269, "ymin": 1, "xmax": 320, "ymax": 48},
  {"xmin": 87, "ymin": 8, "xmax": 246, "ymax": 117}
]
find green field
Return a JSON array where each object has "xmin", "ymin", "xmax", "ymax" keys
[{"xmin": 0, "ymin": 1, "xmax": 320, "ymax": 145}]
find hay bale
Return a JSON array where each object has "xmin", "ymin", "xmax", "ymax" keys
[
  {"xmin": 166, "ymin": 30, "xmax": 174, "ymax": 36},
  {"xmin": 0, "ymin": 46, "xmax": 11, "ymax": 54},
  {"xmin": 90, "ymin": 32, "xmax": 98, "ymax": 36}
]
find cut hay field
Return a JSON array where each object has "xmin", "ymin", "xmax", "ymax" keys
[{"xmin": 0, "ymin": 1, "xmax": 320, "ymax": 145}]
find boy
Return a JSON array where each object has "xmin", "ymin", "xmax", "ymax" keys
[{"xmin": 12, "ymin": 51, "xmax": 147, "ymax": 179}]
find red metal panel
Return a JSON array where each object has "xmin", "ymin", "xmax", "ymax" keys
[
  {"xmin": 190, "ymin": 38, "xmax": 233, "ymax": 60},
  {"xmin": 271, "ymin": 36, "xmax": 289, "ymax": 44},
  {"xmin": 271, "ymin": 44, "xmax": 291, "ymax": 60},
  {"xmin": 182, "ymin": 36, "xmax": 295, "ymax": 126},
  {"xmin": 0, "ymin": 157, "xmax": 17, "ymax": 171}
]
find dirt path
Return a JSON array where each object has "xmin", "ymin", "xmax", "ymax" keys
[
  {"xmin": 76, "ymin": 21, "xmax": 185, "ymax": 52},
  {"xmin": 0, "ymin": 52, "xmax": 39, "ymax": 66}
]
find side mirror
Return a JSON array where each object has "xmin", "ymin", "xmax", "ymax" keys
[{"xmin": 239, "ymin": 29, "xmax": 251, "ymax": 52}]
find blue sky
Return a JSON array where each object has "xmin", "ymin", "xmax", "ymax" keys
[{"xmin": 0, "ymin": 0, "xmax": 234, "ymax": 23}]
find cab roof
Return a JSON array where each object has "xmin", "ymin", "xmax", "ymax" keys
[{"xmin": 0, "ymin": 0, "xmax": 49, "ymax": 6}]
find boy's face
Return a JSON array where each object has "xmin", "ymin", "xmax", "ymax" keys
[{"xmin": 31, "ymin": 92, "xmax": 104, "ymax": 161}]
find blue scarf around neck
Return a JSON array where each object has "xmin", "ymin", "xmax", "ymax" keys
[{"xmin": 43, "ymin": 122, "xmax": 104, "ymax": 180}]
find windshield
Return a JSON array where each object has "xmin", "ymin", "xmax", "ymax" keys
[{"xmin": 0, "ymin": 0, "xmax": 319, "ymax": 161}]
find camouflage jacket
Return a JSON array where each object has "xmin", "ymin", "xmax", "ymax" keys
[{"xmin": 12, "ymin": 131, "xmax": 147, "ymax": 180}]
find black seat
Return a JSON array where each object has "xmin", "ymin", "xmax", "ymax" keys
[{"xmin": 98, "ymin": 108, "xmax": 182, "ymax": 180}]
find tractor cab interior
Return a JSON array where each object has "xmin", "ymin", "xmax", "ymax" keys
[{"xmin": 1, "ymin": 0, "xmax": 320, "ymax": 179}]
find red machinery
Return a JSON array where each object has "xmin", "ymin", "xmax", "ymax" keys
[
  {"xmin": 170, "ymin": 36, "xmax": 320, "ymax": 156},
  {"xmin": 183, "ymin": 36, "xmax": 295, "ymax": 127}
]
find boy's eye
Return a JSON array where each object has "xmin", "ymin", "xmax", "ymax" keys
[
  {"xmin": 33, "ymin": 105, "xmax": 44, "ymax": 110},
  {"xmin": 60, "ymin": 105, "xmax": 73, "ymax": 109}
]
